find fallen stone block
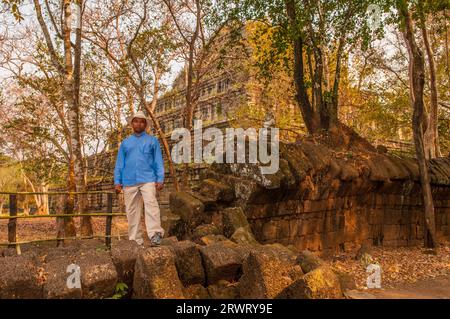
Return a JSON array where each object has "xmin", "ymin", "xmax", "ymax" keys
[
  {"xmin": 161, "ymin": 236, "xmax": 179, "ymax": 246},
  {"xmin": 110, "ymin": 240, "xmax": 140, "ymax": 294},
  {"xmin": 222, "ymin": 207, "xmax": 250, "ymax": 238},
  {"xmin": 200, "ymin": 243, "xmax": 242, "ymax": 285},
  {"xmin": 198, "ymin": 234, "xmax": 230, "ymax": 246},
  {"xmin": 42, "ymin": 247, "xmax": 118, "ymax": 299},
  {"xmin": 133, "ymin": 247, "xmax": 184, "ymax": 299},
  {"xmin": 77, "ymin": 250, "xmax": 118, "ymax": 299},
  {"xmin": 199, "ymin": 179, "xmax": 235, "ymax": 203},
  {"xmin": 43, "ymin": 256, "xmax": 82, "ymax": 299},
  {"xmin": 161, "ymin": 211, "xmax": 184, "ymax": 238},
  {"xmin": 263, "ymin": 244, "xmax": 298, "ymax": 263},
  {"xmin": 230, "ymin": 226, "xmax": 259, "ymax": 245},
  {"xmin": 286, "ymin": 265, "xmax": 304, "ymax": 282},
  {"xmin": 189, "ymin": 191, "xmax": 219, "ymax": 211},
  {"xmin": 296, "ymin": 250, "xmax": 324, "ymax": 273},
  {"xmin": 170, "ymin": 240, "xmax": 205, "ymax": 286},
  {"xmin": 193, "ymin": 224, "xmax": 221, "ymax": 240},
  {"xmin": 276, "ymin": 266, "xmax": 343, "ymax": 299},
  {"xmin": 286, "ymin": 244, "xmax": 299, "ymax": 254},
  {"xmin": 238, "ymin": 247, "xmax": 298, "ymax": 299},
  {"xmin": 169, "ymin": 192, "xmax": 205, "ymax": 228},
  {"xmin": 42, "ymin": 247, "xmax": 79, "ymax": 263},
  {"xmin": 215, "ymin": 240, "xmax": 255, "ymax": 260}
]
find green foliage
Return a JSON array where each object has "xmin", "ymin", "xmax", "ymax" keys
[
  {"xmin": 109, "ymin": 282, "xmax": 128, "ymax": 299},
  {"xmin": 219, "ymin": 21, "xmax": 303, "ymax": 142},
  {"xmin": 212, "ymin": 0, "xmax": 389, "ymax": 80},
  {"xmin": 437, "ymin": 109, "xmax": 450, "ymax": 156}
]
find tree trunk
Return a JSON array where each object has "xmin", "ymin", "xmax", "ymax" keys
[
  {"xmin": 37, "ymin": 184, "xmax": 49, "ymax": 215},
  {"xmin": 399, "ymin": 0, "xmax": 437, "ymax": 249},
  {"xmin": 331, "ymin": 37, "xmax": 345, "ymax": 124},
  {"xmin": 61, "ymin": 1, "xmax": 78, "ymax": 237},
  {"xmin": 21, "ymin": 170, "xmax": 49, "ymax": 215},
  {"xmin": 182, "ymin": 0, "xmax": 201, "ymax": 133},
  {"xmin": 64, "ymin": 159, "xmax": 77, "ymax": 237},
  {"xmin": 23, "ymin": 201, "xmax": 30, "ymax": 216},
  {"xmin": 32, "ymin": 0, "xmax": 80, "ymax": 236},
  {"xmin": 285, "ymin": 0, "xmax": 321, "ymax": 134},
  {"xmin": 420, "ymin": 14, "xmax": 441, "ymax": 158},
  {"xmin": 63, "ymin": 0, "xmax": 92, "ymax": 237}
]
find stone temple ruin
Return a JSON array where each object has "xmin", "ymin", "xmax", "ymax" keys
[
  {"xmin": 2, "ymin": 24, "xmax": 449, "ymax": 300},
  {"xmin": 1, "ymin": 137, "xmax": 449, "ymax": 299}
]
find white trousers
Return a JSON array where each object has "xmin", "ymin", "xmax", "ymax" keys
[{"xmin": 123, "ymin": 182, "xmax": 164, "ymax": 245}]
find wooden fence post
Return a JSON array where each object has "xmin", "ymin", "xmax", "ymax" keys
[
  {"xmin": 105, "ymin": 193, "xmax": 113, "ymax": 249},
  {"xmin": 8, "ymin": 194, "xmax": 17, "ymax": 250},
  {"xmin": 56, "ymin": 194, "xmax": 65, "ymax": 247}
]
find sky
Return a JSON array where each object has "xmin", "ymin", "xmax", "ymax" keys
[{"xmin": 0, "ymin": 1, "xmax": 184, "ymax": 90}]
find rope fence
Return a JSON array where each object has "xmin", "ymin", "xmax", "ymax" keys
[{"xmin": 0, "ymin": 191, "xmax": 127, "ymax": 252}]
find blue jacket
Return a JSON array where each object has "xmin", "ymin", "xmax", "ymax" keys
[{"xmin": 114, "ymin": 132, "xmax": 165, "ymax": 186}]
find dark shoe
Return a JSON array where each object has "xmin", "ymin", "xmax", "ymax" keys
[{"xmin": 150, "ymin": 232, "xmax": 163, "ymax": 247}]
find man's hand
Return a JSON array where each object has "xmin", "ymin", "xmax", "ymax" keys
[
  {"xmin": 115, "ymin": 184, "xmax": 123, "ymax": 194},
  {"xmin": 155, "ymin": 182, "xmax": 164, "ymax": 191}
]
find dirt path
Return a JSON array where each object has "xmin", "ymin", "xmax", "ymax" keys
[
  {"xmin": 374, "ymin": 274, "xmax": 450, "ymax": 299},
  {"xmin": 331, "ymin": 245, "xmax": 450, "ymax": 289},
  {"xmin": 346, "ymin": 274, "xmax": 450, "ymax": 299}
]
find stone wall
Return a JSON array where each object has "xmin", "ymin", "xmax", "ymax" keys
[
  {"xmin": 201, "ymin": 141, "xmax": 450, "ymax": 254},
  {"xmin": 246, "ymin": 185, "xmax": 449, "ymax": 253}
]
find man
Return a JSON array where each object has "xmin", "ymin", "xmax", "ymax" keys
[{"xmin": 114, "ymin": 111, "xmax": 165, "ymax": 247}]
